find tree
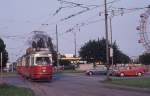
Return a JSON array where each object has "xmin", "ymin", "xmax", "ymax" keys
[
  {"xmin": 112, "ymin": 42, "xmax": 130, "ymax": 64},
  {"xmin": 139, "ymin": 53, "xmax": 150, "ymax": 65},
  {"xmin": 0, "ymin": 38, "xmax": 8, "ymax": 70},
  {"xmin": 37, "ymin": 38, "xmax": 45, "ymax": 48},
  {"xmin": 32, "ymin": 41, "xmax": 37, "ymax": 48},
  {"xmin": 29, "ymin": 31, "xmax": 57, "ymax": 66},
  {"xmin": 47, "ymin": 37, "xmax": 57, "ymax": 66},
  {"xmin": 79, "ymin": 38, "xmax": 130, "ymax": 64}
]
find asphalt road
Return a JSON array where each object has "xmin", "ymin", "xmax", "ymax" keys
[{"xmin": 1, "ymin": 72, "xmax": 150, "ymax": 96}]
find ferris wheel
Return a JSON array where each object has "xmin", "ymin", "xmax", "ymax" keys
[{"xmin": 137, "ymin": 5, "xmax": 150, "ymax": 53}]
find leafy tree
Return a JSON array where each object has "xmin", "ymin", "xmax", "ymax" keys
[
  {"xmin": 112, "ymin": 42, "xmax": 130, "ymax": 64},
  {"xmin": 32, "ymin": 41, "xmax": 37, "ymax": 48},
  {"xmin": 79, "ymin": 38, "xmax": 130, "ymax": 64},
  {"xmin": 37, "ymin": 38, "xmax": 45, "ymax": 48},
  {"xmin": 139, "ymin": 53, "xmax": 150, "ymax": 65},
  {"xmin": 29, "ymin": 31, "xmax": 57, "ymax": 66},
  {"xmin": 0, "ymin": 38, "xmax": 8, "ymax": 69},
  {"xmin": 47, "ymin": 37, "xmax": 57, "ymax": 66}
]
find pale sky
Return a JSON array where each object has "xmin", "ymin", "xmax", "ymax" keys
[{"xmin": 0, "ymin": 0, "xmax": 150, "ymax": 62}]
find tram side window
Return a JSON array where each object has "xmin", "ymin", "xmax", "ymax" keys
[
  {"xmin": 36, "ymin": 57, "xmax": 51, "ymax": 65},
  {"xmin": 22, "ymin": 58, "xmax": 26, "ymax": 67},
  {"xmin": 31, "ymin": 57, "xmax": 34, "ymax": 66},
  {"xmin": 26, "ymin": 56, "xmax": 30, "ymax": 67}
]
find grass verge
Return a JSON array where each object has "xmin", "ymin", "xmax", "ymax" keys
[
  {"xmin": 0, "ymin": 83, "xmax": 34, "ymax": 96},
  {"xmin": 103, "ymin": 77, "xmax": 150, "ymax": 89}
]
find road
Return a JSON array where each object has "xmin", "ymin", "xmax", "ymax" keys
[{"xmin": 1, "ymin": 72, "xmax": 150, "ymax": 96}]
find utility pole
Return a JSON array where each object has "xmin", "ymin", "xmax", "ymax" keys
[
  {"xmin": 104, "ymin": 0, "xmax": 110, "ymax": 80},
  {"xmin": 73, "ymin": 24, "xmax": 78, "ymax": 70},
  {"xmin": 74, "ymin": 25, "xmax": 77, "ymax": 59},
  {"xmin": 109, "ymin": 18, "xmax": 113, "ymax": 67},
  {"xmin": 56, "ymin": 24, "xmax": 59, "ymax": 69},
  {"xmin": 12, "ymin": 63, "xmax": 14, "ymax": 72},
  {"xmin": 0, "ymin": 52, "xmax": 3, "ymax": 81}
]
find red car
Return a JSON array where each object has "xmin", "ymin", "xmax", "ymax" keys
[{"xmin": 112, "ymin": 66, "xmax": 145, "ymax": 77}]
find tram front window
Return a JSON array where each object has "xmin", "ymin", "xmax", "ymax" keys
[{"xmin": 36, "ymin": 57, "xmax": 51, "ymax": 65}]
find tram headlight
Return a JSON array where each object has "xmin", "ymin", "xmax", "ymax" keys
[{"xmin": 42, "ymin": 70, "xmax": 46, "ymax": 72}]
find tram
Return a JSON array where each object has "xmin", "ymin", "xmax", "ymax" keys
[{"xmin": 16, "ymin": 48, "xmax": 53, "ymax": 81}]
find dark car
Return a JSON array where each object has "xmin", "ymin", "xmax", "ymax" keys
[{"xmin": 86, "ymin": 66, "xmax": 108, "ymax": 75}]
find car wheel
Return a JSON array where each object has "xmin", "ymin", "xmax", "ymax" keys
[
  {"xmin": 137, "ymin": 72, "xmax": 142, "ymax": 76},
  {"xmin": 120, "ymin": 73, "xmax": 124, "ymax": 77},
  {"xmin": 88, "ymin": 71, "xmax": 93, "ymax": 76}
]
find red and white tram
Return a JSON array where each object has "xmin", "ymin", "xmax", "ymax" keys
[{"xmin": 16, "ymin": 48, "xmax": 53, "ymax": 81}]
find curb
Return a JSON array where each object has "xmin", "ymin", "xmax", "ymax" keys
[{"xmin": 101, "ymin": 83, "xmax": 150, "ymax": 93}]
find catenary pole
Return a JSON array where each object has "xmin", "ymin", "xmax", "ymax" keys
[
  {"xmin": 73, "ymin": 24, "xmax": 77, "ymax": 70},
  {"xmin": 104, "ymin": 0, "xmax": 110, "ymax": 80},
  {"xmin": 0, "ymin": 52, "xmax": 3, "ymax": 81},
  {"xmin": 109, "ymin": 18, "xmax": 113, "ymax": 67},
  {"xmin": 56, "ymin": 24, "xmax": 59, "ymax": 68},
  {"xmin": 74, "ymin": 25, "xmax": 77, "ymax": 59}
]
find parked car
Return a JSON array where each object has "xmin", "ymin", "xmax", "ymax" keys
[
  {"xmin": 112, "ymin": 66, "xmax": 145, "ymax": 77},
  {"xmin": 86, "ymin": 65, "xmax": 108, "ymax": 75},
  {"xmin": 3, "ymin": 67, "xmax": 11, "ymax": 72},
  {"xmin": 135, "ymin": 66, "xmax": 147, "ymax": 73}
]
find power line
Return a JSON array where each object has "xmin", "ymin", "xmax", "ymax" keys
[
  {"xmin": 57, "ymin": 0, "xmax": 99, "ymax": 9},
  {"xmin": 58, "ymin": 18, "xmax": 104, "ymax": 37},
  {"xmin": 34, "ymin": 0, "xmax": 122, "ymax": 31},
  {"xmin": 59, "ymin": 6, "xmax": 148, "ymax": 35},
  {"xmin": 54, "ymin": 0, "xmax": 121, "ymax": 22},
  {"xmin": 2, "ymin": 7, "xmax": 147, "ymax": 40},
  {"xmin": 57, "ymin": 6, "xmax": 148, "ymax": 36},
  {"xmin": 36, "ymin": 0, "xmax": 147, "ymax": 31}
]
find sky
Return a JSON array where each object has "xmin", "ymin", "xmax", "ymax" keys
[{"xmin": 0, "ymin": 0, "xmax": 150, "ymax": 62}]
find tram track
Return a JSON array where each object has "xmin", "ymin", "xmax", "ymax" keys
[{"xmin": 20, "ymin": 76, "xmax": 48, "ymax": 96}]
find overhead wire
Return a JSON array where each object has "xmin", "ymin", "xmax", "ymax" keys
[
  {"xmin": 54, "ymin": 0, "xmax": 122, "ymax": 22},
  {"xmin": 59, "ymin": 6, "xmax": 149, "ymax": 36},
  {"xmin": 2, "ymin": 2, "xmax": 148, "ymax": 40},
  {"xmin": 33, "ymin": 0, "xmax": 122, "ymax": 33},
  {"xmin": 1, "ymin": 0, "xmax": 122, "ymax": 40},
  {"xmin": 5, "ymin": 0, "xmax": 149, "ymax": 60}
]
